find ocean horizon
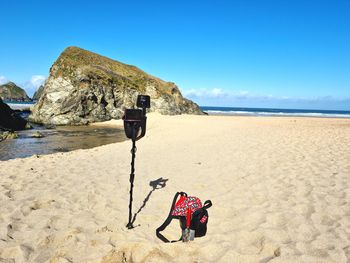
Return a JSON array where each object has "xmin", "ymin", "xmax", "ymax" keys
[
  {"xmin": 5, "ymin": 101, "xmax": 350, "ymax": 119},
  {"xmin": 200, "ymin": 106, "xmax": 350, "ymax": 118}
]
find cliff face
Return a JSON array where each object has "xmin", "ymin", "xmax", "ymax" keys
[
  {"xmin": 32, "ymin": 85, "xmax": 44, "ymax": 100},
  {"xmin": 0, "ymin": 98, "xmax": 28, "ymax": 131},
  {"xmin": 29, "ymin": 46, "xmax": 203, "ymax": 125},
  {"xmin": 0, "ymin": 82, "xmax": 31, "ymax": 102}
]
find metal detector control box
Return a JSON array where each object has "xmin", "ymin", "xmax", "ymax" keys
[{"xmin": 123, "ymin": 95, "xmax": 150, "ymax": 141}]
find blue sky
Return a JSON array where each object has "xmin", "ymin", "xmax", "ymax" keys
[{"xmin": 0, "ymin": 0, "xmax": 349, "ymax": 110}]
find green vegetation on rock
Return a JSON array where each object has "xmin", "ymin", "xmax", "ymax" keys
[
  {"xmin": 30, "ymin": 46, "xmax": 203, "ymax": 125},
  {"xmin": 0, "ymin": 82, "xmax": 31, "ymax": 101},
  {"xmin": 52, "ymin": 46, "xmax": 178, "ymax": 96}
]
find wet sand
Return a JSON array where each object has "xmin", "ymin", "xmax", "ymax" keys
[{"xmin": 0, "ymin": 125, "xmax": 126, "ymax": 161}]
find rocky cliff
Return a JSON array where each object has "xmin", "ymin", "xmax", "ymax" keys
[
  {"xmin": 0, "ymin": 82, "xmax": 31, "ymax": 102},
  {"xmin": 33, "ymin": 85, "xmax": 44, "ymax": 100},
  {"xmin": 29, "ymin": 46, "xmax": 203, "ymax": 125},
  {"xmin": 0, "ymin": 98, "xmax": 28, "ymax": 131}
]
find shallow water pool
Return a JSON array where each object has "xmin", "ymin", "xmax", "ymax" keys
[{"xmin": 0, "ymin": 125, "xmax": 127, "ymax": 161}]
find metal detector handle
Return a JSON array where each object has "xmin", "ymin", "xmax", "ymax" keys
[{"xmin": 135, "ymin": 116, "xmax": 147, "ymax": 141}]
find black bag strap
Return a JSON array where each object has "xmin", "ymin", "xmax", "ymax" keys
[
  {"xmin": 156, "ymin": 192, "xmax": 187, "ymax": 243},
  {"xmin": 203, "ymin": 200, "xmax": 212, "ymax": 210},
  {"xmin": 192, "ymin": 200, "xmax": 212, "ymax": 218}
]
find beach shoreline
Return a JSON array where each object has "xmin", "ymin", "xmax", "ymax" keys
[{"xmin": 1, "ymin": 114, "xmax": 350, "ymax": 262}]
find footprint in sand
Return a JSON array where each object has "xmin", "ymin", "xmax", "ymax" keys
[
  {"xmin": 20, "ymin": 244, "xmax": 34, "ymax": 261},
  {"xmin": 20, "ymin": 205, "xmax": 32, "ymax": 216}
]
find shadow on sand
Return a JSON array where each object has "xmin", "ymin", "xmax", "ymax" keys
[{"xmin": 131, "ymin": 177, "xmax": 168, "ymax": 226}]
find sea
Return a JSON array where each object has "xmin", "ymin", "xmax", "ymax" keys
[
  {"xmin": 3, "ymin": 100, "xmax": 35, "ymax": 108},
  {"xmin": 5, "ymin": 101, "xmax": 350, "ymax": 119},
  {"xmin": 200, "ymin": 106, "xmax": 350, "ymax": 119},
  {"xmin": 2, "ymin": 102, "xmax": 349, "ymax": 160}
]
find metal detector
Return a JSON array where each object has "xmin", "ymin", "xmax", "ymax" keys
[{"xmin": 123, "ymin": 95, "xmax": 151, "ymax": 229}]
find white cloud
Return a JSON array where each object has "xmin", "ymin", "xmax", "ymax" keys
[
  {"xmin": 0, "ymin": 75, "xmax": 8, "ymax": 85},
  {"xmin": 183, "ymin": 88, "xmax": 229, "ymax": 98},
  {"xmin": 22, "ymin": 75, "xmax": 46, "ymax": 97},
  {"xmin": 30, "ymin": 75, "xmax": 46, "ymax": 87},
  {"xmin": 181, "ymin": 87, "xmax": 350, "ymax": 110},
  {"xmin": 183, "ymin": 88, "xmax": 269, "ymax": 100},
  {"xmin": 184, "ymin": 88, "xmax": 350, "ymax": 102}
]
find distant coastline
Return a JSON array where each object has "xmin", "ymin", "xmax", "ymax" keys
[
  {"xmin": 201, "ymin": 106, "xmax": 350, "ymax": 119},
  {"xmin": 5, "ymin": 102, "xmax": 350, "ymax": 119}
]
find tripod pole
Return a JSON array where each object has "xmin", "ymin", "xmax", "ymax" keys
[{"xmin": 126, "ymin": 138, "xmax": 136, "ymax": 229}]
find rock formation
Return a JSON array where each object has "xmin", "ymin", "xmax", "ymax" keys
[
  {"xmin": 1, "ymin": 131, "xmax": 18, "ymax": 141},
  {"xmin": 29, "ymin": 46, "xmax": 203, "ymax": 125},
  {"xmin": 0, "ymin": 98, "xmax": 28, "ymax": 131},
  {"xmin": 32, "ymin": 85, "xmax": 44, "ymax": 100},
  {"xmin": 0, "ymin": 82, "xmax": 31, "ymax": 102}
]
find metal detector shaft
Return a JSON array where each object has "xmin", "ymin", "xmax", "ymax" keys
[{"xmin": 126, "ymin": 138, "xmax": 136, "ymax": 229}]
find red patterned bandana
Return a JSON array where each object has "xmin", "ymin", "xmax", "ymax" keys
[{"xmin": 171, "ymin": 196, "xmax": 203, "ymax": 216}]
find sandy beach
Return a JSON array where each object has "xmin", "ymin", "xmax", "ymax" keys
[{"xmin": 1, "ymin": 114, "xmax": 350, "ymax": 263}]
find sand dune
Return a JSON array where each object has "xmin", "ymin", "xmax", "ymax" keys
[{"xmin": 1, "ymin": 114, "xmax": 350, "ymax": 262}]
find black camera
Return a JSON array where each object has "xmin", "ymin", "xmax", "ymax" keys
[
  {"xmin": 123, "ymin": 95, "xmax": 150, "ymax": 141},
  {"xmin": 137, "ymin": 95, "xmax": 151, "ymax": 110}
]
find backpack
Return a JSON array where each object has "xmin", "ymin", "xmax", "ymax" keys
[{"xmin": 156, "ymin": 192, "xmax": 212, "ymax": 242}]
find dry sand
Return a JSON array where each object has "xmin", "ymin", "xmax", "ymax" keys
[{"xmin": 1, "ymin": 114, "xmax": 350, "ymax": 263}]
